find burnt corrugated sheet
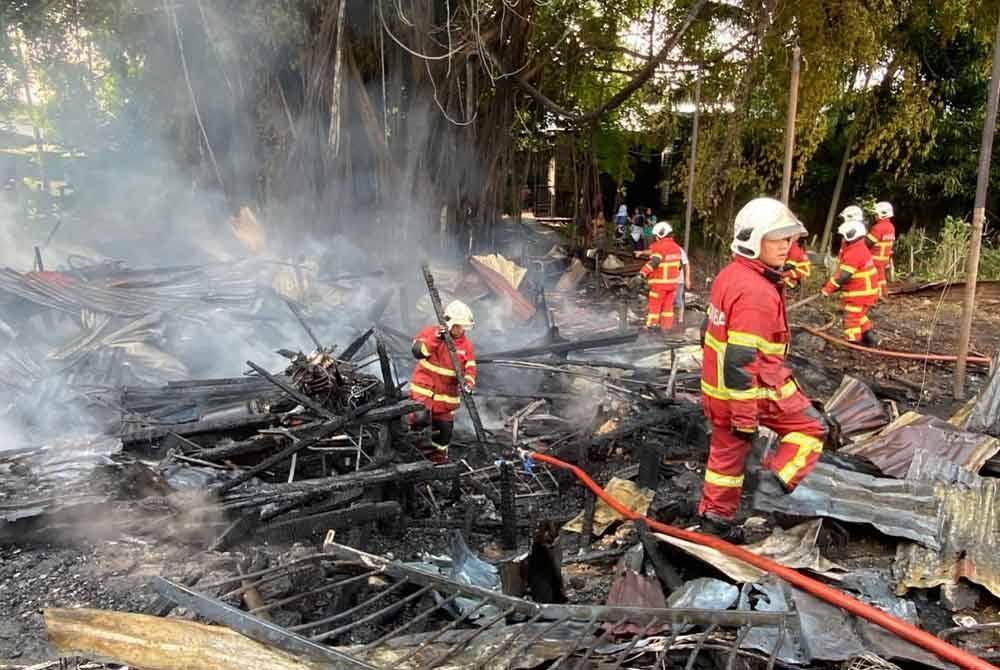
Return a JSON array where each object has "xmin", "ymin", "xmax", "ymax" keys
[
  {"xmin": 752, "ymin": 462, "xmax": 943, "ymax": 547},
  {"xmin": 841, "ymin": 411, "xmax": 1000, "ymax": 478},
  {"xmin": 893, "ymin": 450, "xmax": 1000, "ymax": 598},
  {"xmin": 825, "ymin": 376, "xmax": 890, "ymax": 438}
]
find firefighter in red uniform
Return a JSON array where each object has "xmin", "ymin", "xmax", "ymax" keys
[
  {"xmin": 782, "ymin": 239, "xmax": 812, "ymax": 289},
  {"xmin": 698, "ymin": 197, "xmax": 828, "ymax": 541},
  {"xmin": 822, "ymin": 206, "xmax": 880, "ymax": 346},
  {"xmin": 408, "ymin": 300, "xmax": 477, "ymax": 463},
  {"xmin": 631, "ymin": 221, "xmax": 688, "ymax": 330},
  {"xmin": 867, "ymin": 201, "xmax": 896, "ymax": 299}
]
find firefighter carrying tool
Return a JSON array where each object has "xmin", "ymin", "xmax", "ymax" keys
[
  {"xmin": 408, "ymin": 300, "xmax": 477, "ymax": 463},
  {"xmin": 867, "ymin": 201, "xmax": 896, "ymax": 299},
  {"xmin": 630, "ymin": 221, "xmax": 688, "ymax": 330},
  {"xmin": 822, "ymin": 206, "xmax": 880, "ymax": 346},
  {"xmin": 783, "ymin": 239, "xmax": 812, "ymax": 289},
  {"xmin": 698, "ymin": 197, "xmax": 828, "ymax": 542}
]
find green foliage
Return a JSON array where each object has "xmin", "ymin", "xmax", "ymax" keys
[{"xmin": 893, "ymin": 215, "xmax": 1000, "ymax": 281}]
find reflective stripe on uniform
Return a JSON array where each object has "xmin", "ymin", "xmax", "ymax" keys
[
  {"xmin": 410, "ymin": 382, "xmax": 460, "ymax": 406},
  {"xmin": 727, "ymin": 330, "xmax": 786, "ymax": 356},
  {"xmin": 704, "ymin": 470, "xmax": 745, "ymax": 488},
  {"xmin": 419, "ymin": 359, "xmax": 456, "ymax": 377},
  {"xmin": 700, "ymin": 378, "xmax": 798, "ymax": 402},
  {"xmin": 776, "ymin": 432, "xmax": 824, "ymax": 484},
  {"xmin": 410, "ymin": 383, "xmax": 434, "ymax": 398}
]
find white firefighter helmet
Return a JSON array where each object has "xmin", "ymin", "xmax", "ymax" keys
[
  {"xmin": 444, "ymin": 300, "xmax": 475, "ymax": 329},
  {"xmin": 874, "ymin": 201, "xmax": 894, "ymax": 219},
  {"xmin": 731, "ymin": 197, "xmax": 808, "ymax": 259},
  {"xmin": 840, "ymin": 205, "xmax": 864, "ymax": 226},
  {"xmin": 837, "ymin": 218, "xmax": 867, "ymax": 242},
  {"xmin": 652, "ymin": 221, "xmax": 672, "ymax": 238}
]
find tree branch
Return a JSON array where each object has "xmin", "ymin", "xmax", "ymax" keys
[{"xmin": 496, "ymin": 0, "xmax": 708, "ymax": 124}]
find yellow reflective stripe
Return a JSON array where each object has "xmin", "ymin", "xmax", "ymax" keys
[
  {"xmin": 429, "ymin": 441, "xmax": 449, "ymax": 450},
  {"xmin": 464, "ymin": 375, "xmax": 475, "ymax": 384},
  {"xmin": 843, "ymin": 304, "xmax": 863, "ymax": 313},
  {"xmin": 776, "ymin": 432, "xmax": 824, "ymax": 484},
  {"xmin": 650, "ymin": 253, "xmax": 663, "ymax": 260},
  {"xmin": 856, "ymin": 268, "xmax": 877, "ymax": 277},
  {"xmin": 705, "ymin": 470, "xmax": 745, "ymax": 488},
  {"xmin": 727, "ymin": 331, "xmax": 786, "ymax": 356},
  {"xmin": 648, "ymin": 290, "xmax": 660, "ymax": 298},
  {"xmin": 418, "ymin": 342, "xmax": 430, "ymax": 357},
  {"xmin": 704, "ymin": 332, "xmax": 725, "ymax": 353},
  {"xmin": 419, "ymin": 359, "xmax": 456, "ymax": 377},
  {"xmin": 839, "ymin": 264, "xmax": 857, "ymax": 273},
  {"xmin": 648, "ymin": 278, "xmax": 680, "ymax": 285},
  {"xmin": 842, "ymin": 288, "xmax": 879, "ymax": 297},
  {"xmin": 410, "ymin": 383, "xmax": 434, "ymax": 398},
  {"xmin": 660, "ymin": 311, "xmax": 674, "ymax": 316},
  {"xmin": 465, "ymin": 360, "xmax": 476, "ymax": 368},
  {"xmin": 700, "ymin": 379, "xmax": 797, "ymax": 402},
  {"xmin": 436, "ymin": 393, "xmax": 460, "ymax": 405},
  {"xmin": 859, "ymin": 316, "xmax": 871, "ymax": 326}
]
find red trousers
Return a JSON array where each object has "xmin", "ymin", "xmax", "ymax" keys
[
  {"xmin": 842, "ymin": 301, "xmax": 874, "ymax": 342},
  {"xmin": 645, "ymin": 286, "xmax": 678, "ymax": 330},
  {"xmin": 873, "ymin": 263, "xmax": 888, "ymax": 299},
  {"xmin": 698, "ymin": 396, "xmax": 827, "ymax": 520}
]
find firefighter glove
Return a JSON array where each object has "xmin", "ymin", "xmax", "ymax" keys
[
  {"xmin": 436, "ymin": 326, "xmax": 447, "ymax": 339},
  {"xmin": 627, "ymin": 274, "xmax": 647, "ymax": 292},
  {"xmin": 463, "ymin": 382, "xmax": 475, "ymax": 394}
]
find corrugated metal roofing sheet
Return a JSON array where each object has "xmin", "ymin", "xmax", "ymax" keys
[
  {"xmin": 841, "ymin": 411, "xmax": 1000, "ymax": 478},
  {"xmin": 752, "ymin": 462, "xmax": 943, "ymax": 547},
  {"xmin": 893, "ymin": 450, "xmax": 1000, "ymax": 598}
]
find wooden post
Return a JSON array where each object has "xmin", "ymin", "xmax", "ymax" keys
[
  {"xmin": 683, "ymin": 72, "xmax": 701, "ymax": 253},
  {"xmin": 955, "ymin": 12, "xmax": 1000, "ymax": 398},
  {"xmin": 781, "ymin": 47, "xmax": 801, "ymax": 205}
]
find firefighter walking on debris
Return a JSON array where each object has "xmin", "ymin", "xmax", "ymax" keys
[
  {"xmin": 698, "ymin": 197, "xmax": 828, "ymax": 541},
  {"xmin": 867, "ymin": 201, "xmax": 896, "ymax": 299},
  {"xmin": 408, "ymin": 300, "xmax": 477, "ymax": 464},
  {"xmin": 631, "ymin": 221, "xmax": 690, "ymax": 331},
  {"xmin": 782, "ymin": 238, "xmax": 812, "ymax": 289},
  {"xmin": 822, "ymin": 206, "xmax": 881, "ymax": 346}
]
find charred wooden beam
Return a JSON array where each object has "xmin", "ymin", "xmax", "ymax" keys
[
  {"xmin": 121, "ymin": 414, "xmax": 273, "ymax": 448},
  {"xmin": 258, "ymin": 502, "xmax": 401, "ymax": 543},
  {"xmin": 283, "ymin": 298, "xmax": 323, "ymax": 352},
  {"xmin": 246, "ymin": 359, "xmax": 338, "ymax": 421},
  {"xmin": 341, "ymin": 327, "xmax": 375, "ymax": 361},
  {"xmin": 478, "ymin": 332, "xmax": 639, "ymax": 362}
]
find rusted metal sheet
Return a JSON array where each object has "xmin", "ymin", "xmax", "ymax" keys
[
  {"xmin": 894, "ymin": 450, "xmax": 1000, "ymax": 598},
  {"xmin": 751, "ymin": 462, "xmax": 943, "ymax": 547},
  {"xmin": 825, "ymin": 376, "xmax": 890, "ymax": 438},
  {"xmin": 468, "ymin": 257, "xmax": 536, "ymax": 321},
  {"xmin": 841, "ymin": 411, "xmax": 1000, "ymax": 478}
]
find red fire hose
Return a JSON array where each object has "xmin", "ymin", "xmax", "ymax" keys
[
  {"xmin": 801, "ymin": 325, "xmax": 993, "ymax": 366},
  {"xmin": 529, "ymin": 451, "xmax": 998, "ymax": 670}
]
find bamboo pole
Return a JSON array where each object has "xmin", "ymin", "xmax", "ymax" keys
[
  {"xmin": 955, "ymin": 12, "xmax": 1000, "ymax": 398},
  {"xmin": 683, "ymin": 73, "xmax": 701, "ymax": 252},
  {"xmin": 781, "ymin": 47, "xmax": 801, "ymax": 205}
]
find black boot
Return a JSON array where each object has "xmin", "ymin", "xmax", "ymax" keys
[
  {"xmin": 697, "ymin": 514, "xmax": 746, "ymax": 544},
  {"xmin": 861, "ymin": 330, "xmax": 880, "ymax": 348}
]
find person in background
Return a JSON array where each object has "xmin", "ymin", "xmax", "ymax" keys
[
  {"xmin": 698, "ymin": 197, "xmax": 827, "ymax": 542},
  {"xmin": 631, "ymin": 207, "xmax": 646, "ymax": 251},
  {"xmin": 614, "ymin": 204, "xmax": 629, "ymax": 243},
  {"xmin": 644, "ymin": 213, "xmax": 655, "ymax": 247},
  {"xmin": 867, "ymin": 201, "xmax": 896, "ymax": 299},
  {"xmin": 408, "ymin": 301, "xmax": 477, "ymax": 464},
  {"xmin": 822, "ymin": 206, "xmax": 880, "ymax": 345},
  {"xmin": 782, "ymin": 238, "xmax": 812, "ymax": 289},
  {"xmin": 631, "ymin": 221, "xmax": 684, "ymax": 330}
]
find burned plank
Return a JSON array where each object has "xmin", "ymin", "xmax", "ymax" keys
[
  {"xmin": 477, "ymin": 332, "xmax": 640, "ymax": 362},
  {"xmin": 246, "ymin": 360, "xmax": 339, "ymax": 421},
  {"xmin": 258, "ymin": 502, "xmax": 401, "ymax": 543}
]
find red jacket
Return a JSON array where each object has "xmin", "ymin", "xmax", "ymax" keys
[
  {"xmin": 866, "ymin": 218, "xmax": 896, "ymax": 269},
  {"xmin": 702, "ymin": 256, "xmax": 807, "ymax": 431},
  {"xmin": 409, "ymin": 326, "xmax": 476, "ymax": 417},
  {"xmin": 783, "ymin": 241, "xmax": 812, "ymax": 288},
  {"xmin": 822, "ymin": 238, "xmax": 879, "ymax": 303},
  {"xmin": 640, "ymin": 237, "xmax": 683, "ymax": 288}
]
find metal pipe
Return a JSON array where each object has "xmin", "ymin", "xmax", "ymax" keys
[
  {"xmin": 956, "ymin": 11, "xmax": 1000, "ymax": 398},
  {"xmin": 781, "ymin": 47, "xmax": 801, "ymax": 205}
]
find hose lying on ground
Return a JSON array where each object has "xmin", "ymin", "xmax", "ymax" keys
[
  {"xmin": 529, "ymin": 451, "xmax": 998, "ymax": 670},
  {"xmin": 800, "ymin": 325, "xmax": 992, "ymax": 367}
]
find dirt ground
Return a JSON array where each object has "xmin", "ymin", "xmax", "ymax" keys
[{"xmin": 2, "ymin": 278, "xmax": 999, "ymax": 666}]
